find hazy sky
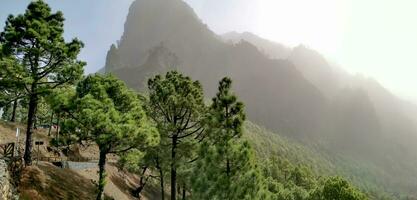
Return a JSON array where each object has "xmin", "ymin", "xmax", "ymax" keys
[
  {"xmin": 0, "ymin": 0, "xmax": 134, "ymax": 74},
  {"xmin": 185, "ymin": 0, "xmax": 417, "ymax": 102},
  {"xmin": 0, "ymin": 0, "xmax": 416, "ymax": 101}
]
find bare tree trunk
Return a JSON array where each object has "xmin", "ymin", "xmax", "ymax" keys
[
  {"xmin": 226, "ymin": 158, "xmax": 230, "ymax": 177},
  {"xmin": 156, "ymin": 156, "xmax": 165, "ymax": 200},
  {"xmin": 56, "ymin": 114, "xmax": 61, "ymax": 143},
  {"xmin": 48, "ymin": 112, "xmax": 54, "ymax": 136},
  {"xmin": 160, "ymin": 168, "xmax": 165, "ymax": 200},
  {"xmin": 133, "ymin": 167, "xmax": 148, "ymax": 197},
  {"xmin": 10, "ymin": 99, "xmax": 17, "ymax": 122},
  {"xmin": 177, "ymin": 184, "xmax": 181, "ymax": 198},
  {"xmin": 182, "ymin": 184, "xmax": 186, "ymax": 200},
  {"xmin": 23, "ymin": 91, "xmax": 38, "ymax": 166},
  {"xmin": 33, "ymin": 105, "xmax": 38, "ymax": 130},
  {"xmin": 171, "ymin": 135, "xmax": 178, "ymax": 200},
  {"xmin": 96, "ymin": 149, "xmax": 107, "ymax": 200}
]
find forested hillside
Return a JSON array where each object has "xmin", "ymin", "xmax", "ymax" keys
[
  {"xmin": 103, "ymin": 0, "xmax": 417, "ymax": 198},
  {"xmin": 1, "ymin": 0, "xmax": 417, "ymax": 199},
  {"xmin": 0, "ymin": 2, "xmax": 370, "ymax": 199}
]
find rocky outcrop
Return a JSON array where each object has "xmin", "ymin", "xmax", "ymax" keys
[{"xmin": 0, "ymin": 159, "xmax": 15, "ymax": 200}]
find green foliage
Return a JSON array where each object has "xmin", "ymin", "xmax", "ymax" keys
[
  {"xmin": 52, "ymin": 74, "xmax": 158, "ymax": 200},
  {"xmin": 309, "ymin": 177, "xmax": 367, "ymax": 200},
  {"xmin": 204, "ymin": 77, "xmax": 246, "ymax": 142},
  {"xmin": 71, "ymin": 74, "xmax": 158, "ymax": 150},
  {"xmin": 116, "ymin": 73, "xmax": 369, "ymax": 200},
  {"xmin": 192, "ymin": 140, "xmax": 265, "ymax": 200},
  {"xmin": 147, "ymin": 71, "xmax": 206, "ymax": 137},
  {"xmin": 1, "ymin": 103, "xmax": 12, "ymax": 120},
  {"xmin": 191, "ymin": 77, "xmax": 264, "ymax": 200},
  {"xmin": 147, "ymin": 71, "xmax": 206, "ymax": 200},
  {"xmin": 0, "ymin": 0, "xmax": 85, "ymax": 87},
  {"xmin": 244, "ymin": 122, "xmax": 371, "ymax": 200},
  {"xmin": 0, "ymin": 2, "xmax": 387, "ymax": 199},
  {"xmin": 0, "ymin": 54, "xmax": 25, "ymax": 112},
  {"xmin": 0, "ymin": 0, "xmax": 85, "ymax": 165}
]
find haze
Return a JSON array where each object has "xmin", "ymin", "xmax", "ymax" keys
[
  {"xmin": 186, "ymin": 0, "xmax": 417, "ymax": 102},
  {"xmin": 1, "ymin": 0, "xmax": 417, "ymax": 199},
  {"xmin": 1, "ymin": 0, "xmax": 416, "ymax": 102}
]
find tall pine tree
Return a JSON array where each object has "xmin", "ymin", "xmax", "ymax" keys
[
  {"xmin": 191, "ymin": 77, "xmax": 265, "ymax": 200},
  {"xmin": 147, "ymin": 71, "xmax": 206, "ymax": 200},
  {"xmin": 0, "ymin": 1, "xmax": 85, "ymax": 165},
  {"xmin": 51, "ymin": 74, "xmax": 159, "ymax": 200}
]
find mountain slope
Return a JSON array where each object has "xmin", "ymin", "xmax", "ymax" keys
[
  {"xmin": 105, "ymin": 0, "xmax": 327, "ymax": 139},
  {"xmin": 222, "ymin": 31, "xmax": 292, "ymax": 59},
  {"xmin": 103, "ymin": 0, "xmax": 417, "ymax": 198},
  {"xmin": 228, "ymin": 32, "xmax": 417, "ymax": 198}
]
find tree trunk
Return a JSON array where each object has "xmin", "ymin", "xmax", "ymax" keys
[
  {"xmin": 33, "ymin": 104, "xmax": 38, "ymax": 130},
  {"xmin": 226, "ymin": 158, "xmax": 230, "ymax": 177},
  {"xmin": 133, "ymin": 167, "xmax": 148, "ymax": 198},
  {"xmin": 96, "ymin": 149, "xmax": 107, "ymax": 200},
  {"xmin": 23, "ymin": 92, "xmax": 38, "ymax": 166},
  {"xmin": 56, "ymin": 115, "xmax": 61, "ymax": 142},
  {"xmin": 133, "ymin": 184, "xmax": 145, "ymax": 199},
  {"xmin": 10, "ymin": 99, "xmax": 17, "ymax": 122},
  {"xmin": 48, "ymin": 112, "xmax": 54, "ymax": 136},
  {"xmin": 182, "ymin": 184, "xmax": 186, "ymax": 200},
  {"xmin": 156, "ymin": 156, "xmax": 165, "ymax": 200},
  {"xmin": 171, "ymin": 135, "xmax": 178, "ymax": 200},
  {"xmin": 160, "ymin": 173, "xmax": 165, "ymax": 200},
  {"xmin": 177, "ymin": 184, "xmax": 181, "ymax": 198}
]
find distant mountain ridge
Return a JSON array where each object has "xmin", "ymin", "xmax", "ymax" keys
[
  {"xmin": 104, "ymin": 0, "xmax": 417, "ymax": 197},
  {"xmin": 222, "ymin": 31, "xmax": 292, "ymax": 59},
  {"xmin": 105, "ymin": 0, "xmax": 326, "ymax": 139}
]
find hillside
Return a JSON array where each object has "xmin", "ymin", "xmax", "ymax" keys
[
  {"xmin": 224, "ymin": 32, "xmax": 417, "ymax": 197},
  {"xmin": 103, "ymin": 0, "xmax": 417, "ymax": 198},
  {"xmin": 105, "ymin": 0, "xmax": 326, "ymax": 139},
  {"xmin": 0, "ymin": 122, "xmax": 160, "ymax": 200},
  {"xmin": 244, "ymin": 121, "xmax": 414, "ymax": 199},
  {"xmin": 0, "ymin": 120, "xmax": 370, "ymax": 199}
]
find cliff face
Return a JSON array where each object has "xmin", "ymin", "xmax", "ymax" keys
[{"xmin": 104, "ymin": 0, "xmax": 327, "ymax": 138}]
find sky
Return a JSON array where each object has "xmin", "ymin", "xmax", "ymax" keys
[
  {"xmin": 0, "ymin": 0, "xmax": 416, "ymax": 102},
  {"xmin": 0, "ymin": 0, "xmax": 134, "ymax": 74}
]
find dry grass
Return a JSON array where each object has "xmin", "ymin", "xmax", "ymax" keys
[
  {"xmin": 1, "ymin": 121, "xmax": 161, "ymax": 200},
  {"xmin": 0, "ymin": 121, "xmax": 51, "ymax": 145},
  {"xmin": 0, "ymin": 121, "xmax": 23, "ymax": 143},
  {"xmin": 75, "ymin": 163, "xmax": 138, "ymax": 200},
  {"xmin": 19, "ymin": 162, "xmax": 97, "ymax": 200}
]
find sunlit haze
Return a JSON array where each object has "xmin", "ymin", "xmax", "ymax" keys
[
  {"xmin": 185, "ymin": 0, "xmax": 417, "ymax": 102},
  {"xmin": 1, "ymin": 0, "xmax": 416, "ymax": 102},
  {"xmin": 1, "ymin": 1, "xmax": 417, "ymax": 199}
]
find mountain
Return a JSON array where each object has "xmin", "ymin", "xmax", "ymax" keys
[
  {"xmin": 225, "ymin": 32, "xmax": 417, "ymax": 197},
  {"xmin": 105, "ymin": 0, "xmax": 326, "ymax": 139},
  {"xmin": 104, "ymin": 0, "xmax": 417, "ymax": 198},
  {"xmin": 222, "ymin": 31, "xmax": 292, "ymax": 59}
]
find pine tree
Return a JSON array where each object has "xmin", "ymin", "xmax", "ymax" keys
[
  {"xmin": 1, "ymin": 102, "xmax": 12, "ymax": 121},
  {"xmin": 147, "ymin": 71, "xmax": 206, "ymax": 200},
  {"xmin": 0, "ymin": 1, "xmax": 85, "ymax": 165},
  {"xmin": 309, "ymin": 177, "xmax": 367, "ymax": 200},
  {"xmin": 118, "ymin": 144, "xmax": 169, "ymax": 199},
  {"xmin": 0, "ymin": 54, "xmax": 24, "ymax": 122},
  {"xmin": 191, "ymin": 77, "xmax": 265, "ymax": 200},
  {"xmin": 51, "ymin": 74, "xmax": 159, "ymax": 200}
]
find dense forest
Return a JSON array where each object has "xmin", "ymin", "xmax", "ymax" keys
[{"xmin": 0, "ymin": 1, "xmax": 416, "ymax": 200}]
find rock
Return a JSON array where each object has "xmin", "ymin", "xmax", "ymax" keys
[{"xmin": 0, "ymin": 159, "xmax": 12, "ymax": 199}]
